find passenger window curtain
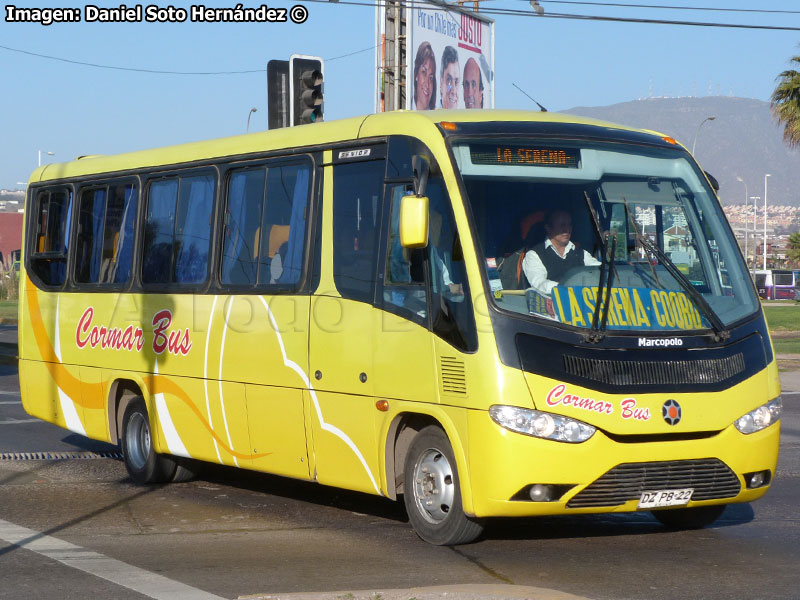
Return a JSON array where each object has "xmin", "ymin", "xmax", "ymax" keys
[{"xmin": 278, "ymin": 167, "xmax": 309, "ymax": 284}]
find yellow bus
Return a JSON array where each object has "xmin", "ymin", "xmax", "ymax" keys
[{"xmin": 19, "ymin": 110, "xmax": 781, "ymax": 544}]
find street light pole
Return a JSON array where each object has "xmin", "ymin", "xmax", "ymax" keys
[
  {"xmin": 38, "ymin": 150, "xmax": 54, "ymax": 167},
  {"xmin": 692, "ymin": 116, "xmax": 716, "ymax": 155},
  {"xmin": 736, "ymin": 176, "xmax": 748, "ymax": 264},
  {"xmin": 246, "ymin": 107, "xmax": 258, "ymax": 133},
  {"xmin": 763, "ymin": 174, "xmax": 771, "ymax": 271},
  {"xmin": 750, "ymin": 196, "xmax": 759, "ymax": 271}
]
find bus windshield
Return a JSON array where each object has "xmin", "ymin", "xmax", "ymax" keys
[{"xmin": 453, "ymin": 137, "xmax": 759, "ymax": 333}]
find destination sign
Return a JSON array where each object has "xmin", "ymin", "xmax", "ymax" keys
[
  {"xmin": 548, "ymin": 285, "xmax": 708, "ymax": 331},
  {"xmin": 470, "ymin": 144, "xmax": 580, "ymax": 168}
]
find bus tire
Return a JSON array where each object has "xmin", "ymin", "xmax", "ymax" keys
[
  {"xmin": 651, "ymin": 504, "xmax": 726, "ymax": 529},
  {"xmin": 121, "ymin": 397, "xmax": 177, "ymax": 484},
  {"xmin": 170, "ymin": 458, "xmax": 197, "ymax": 483},
  {"xmin": 403, "ymin": 426, "xmax": 484, "ymax": 545}
]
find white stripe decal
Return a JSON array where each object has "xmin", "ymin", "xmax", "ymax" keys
[
  {"xmin": 202, "ymin": 296, "xmax": 222, "ymax": 462},
  {"xmin": 153, "ymin": 360, "xmax": 190, "ymax": 458},
  {"xmin": 218, "ymin": 297, "xmax": 238, "ymax": 467},
  {"xmin": 257, "ymin": 296, "xmax": 380, "ymax": 494},
  {"xmin": 0, "ymin": 518, "xmax": 226, "ymax": 600},
  {"xmin": 57, "ymin": 386, "xmax": 87, "ymax": 436},
  {"xmin": 54, "ymin": 298, "xmax": 86, "ymax": 436}
]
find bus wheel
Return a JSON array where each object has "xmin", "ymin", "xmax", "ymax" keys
[
  {"xmin": 121, "ymin": 397, "xmax": 177, "ymax": 484},
  {"xmin": 651, "ymin": 504, "xmax": 726, "ymax": 529},
  {"xmin": 403, "ymin": 426, "xmax": 484, "ymax": 545}
]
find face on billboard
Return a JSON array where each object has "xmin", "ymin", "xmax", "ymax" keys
[
  {"xmin": 441, "ymin": 59, "xmax": 460, "ymax": 109},
  {"xmin": 415, "ymin": 56, "xmax": 435, "ymax": 110},
  {"xmin": 463, "ymin": 58, "xmax": 482, "ymax": 109}
]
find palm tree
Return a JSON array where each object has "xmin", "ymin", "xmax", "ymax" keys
[
  {"xmin": 771, "ymin": 52, "xmax": 800, "ymax": 148},
  {"xmin": 788, "ymin": 231, "xmax": 800, "ymax": 266}
]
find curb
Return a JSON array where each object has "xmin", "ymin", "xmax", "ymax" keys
[{"xmin": 239, "ymin": 584, "xmax": 592, "ymax": 600}]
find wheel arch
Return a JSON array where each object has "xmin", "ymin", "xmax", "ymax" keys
[
  {"xmin": 106, "ymin": 376, "xmax": 149, "ymax": 446},
  {"xmin": 381, "ymin": 408, "xmax": 476, "ymax": 515}
]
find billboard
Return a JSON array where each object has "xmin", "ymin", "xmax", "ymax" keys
[{"xmin": 406, "ymin": 1, "xmax": 495, "ymax": 110}]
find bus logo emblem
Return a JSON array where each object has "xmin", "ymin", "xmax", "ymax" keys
[{"xmin": 662, "ymin": 399, "xmax": 682, "ymax": 425}]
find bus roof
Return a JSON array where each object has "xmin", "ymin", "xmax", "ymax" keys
[{"xmin": 27, "ymin": 109, "xmax": 674, "ymax": 184}]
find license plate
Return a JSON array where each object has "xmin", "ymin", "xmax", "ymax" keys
[{"xmin": 638, "ymin": 488, "xmax": 694, "ymax": 509}]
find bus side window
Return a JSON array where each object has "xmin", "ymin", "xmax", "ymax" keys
[
  {"xmin": 427, "ymin": 178, "xmax": 477, "ymax": 352},
  {"xmin": 29, "ymin": 188, "xmax": 72, "ymax": 287},
  {"xmin": 142, "ymin": 174, "xmax": 214, "ymax": 285},
  {"xmin": 332, "ymin": 160, "xmax": 385, "ymax": 303},
  {"xmin": 383, "ymin": 183, "xmax": 427, "ymax": 324},
  {"xmin": 221, "ymin": 161, "xmax": 311, "ymax": 288},
  {"xmin": 74, "ymin": 183, "xmax": 138, "ymax": 285},
  {"xmin": 262, "ymin": 163, "xmax": 310, "ymax": 286}
]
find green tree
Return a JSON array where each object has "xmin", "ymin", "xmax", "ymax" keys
[
  {"xmin": 787, "ymin": 231, "xmax": 800, "ymax": 265},
  {"xmin": 771, "ymin": 51, "xmax": 800, "ymax": 148}
]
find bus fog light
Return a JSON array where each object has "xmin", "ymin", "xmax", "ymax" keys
[
  {"xmin": 529, "ymin": 484, "xmax": 552, "ymax": 502},
  {"xmin": 489, "ymin": 405, "xmax": 595, "ymax": 443},
  {"xmin": 735, "ymin": 397, "xmax": 782, "ymax": 434},
  {"xmin": 745, "ymin": 470, "xmax": 771, "ymax": 489}
]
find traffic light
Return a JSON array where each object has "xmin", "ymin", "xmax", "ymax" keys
[
  {"xmin": 290, "ymin": 55, "xmax": 324, "ymax": 126},
  {"xmin": 267, "ymin": 59, "xmax": 289, "ymax": 130}
]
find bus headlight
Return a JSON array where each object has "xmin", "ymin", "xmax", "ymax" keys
[
  {"xmin": 734, "ymin": 397, "xmax": 782, "ymax": 434},
  {"xmin": 489, "ymin": 405, "xmax": 596, "ymax": 443}
]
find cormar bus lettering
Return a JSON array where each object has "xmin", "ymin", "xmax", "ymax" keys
[
  {"xmin": 75, "ymin": 307, "xmax": 145, "ymax": 352},
  {"xmin": 638, "ymin": 337, "xmax": 683, "ymax": 347},
  {"xmin": 546, "ymin": 384, "xmax": 614, "ymax": 415},
  {"xmin": 620, "ymin": 398, "xmax": 651, "ymax": 421},
  {"xmin": 152, "ymin": 309, "xmax": 192, "ymax": 356}
]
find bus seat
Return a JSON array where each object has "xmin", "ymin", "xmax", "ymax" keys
[{"xmin": 267, "ymin": 224, "xmax": 290, "ymax": 258}]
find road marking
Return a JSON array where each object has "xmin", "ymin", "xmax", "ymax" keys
[
  {"xmin": 0, "ymin": 419, "xmax": 41, "ymax": 425},
  {"xmin": 0, "ymin": 390, "xmax": 21, "ymax": 396},
  {"xmin": 0, "ymin": 518, "xmax": 226, "ymax": 600},
  {"xmin": 0, "ymin": 400, "xmax": 21, "ymax": 405}
]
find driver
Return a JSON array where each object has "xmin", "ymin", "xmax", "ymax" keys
[{"xmin": 522, "ymin": 209, "xmax": 600, "ymax": 298}]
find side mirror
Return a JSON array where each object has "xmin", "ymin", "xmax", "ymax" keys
[
  {"xmin": 704, "ymin": 171, "xmax": 720, "ymax": 192},
  {"xmin": 400, "ymin": 195, "xmax": 429, "ymax": 248}
]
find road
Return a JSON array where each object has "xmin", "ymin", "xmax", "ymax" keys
[{"xmin": 1, "ymin": 362, "xmax": 798, "ymax": 600}]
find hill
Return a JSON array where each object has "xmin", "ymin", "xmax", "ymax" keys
[{"xmin": 563, "ymin": 97, "xmax": 800, "ymax": 207}]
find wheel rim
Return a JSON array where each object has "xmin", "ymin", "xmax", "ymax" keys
[
  {"xmin": 125, "ymin": 412, "xmax": 150, "ymax": 471},
  {"xmin": 412, "ymin": 447, "xmax": 455, "ymax": 524}
]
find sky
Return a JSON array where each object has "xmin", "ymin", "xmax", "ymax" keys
[{"xmin": 1, "ymin": 0, "xmax": 798, "ymax": 189}]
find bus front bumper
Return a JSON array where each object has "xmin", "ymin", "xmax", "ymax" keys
[{"xmin": 466, "ymin": 410, "xmax": 780, "ymax": 518}]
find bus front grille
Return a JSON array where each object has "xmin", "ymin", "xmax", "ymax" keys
[
  {"xmin": 566, "ymin": 459, "xmax": 741, "ymax": 508},
  {"xmin": 563, "ymin": 353, "xmax": 746, "ymax": 387}
]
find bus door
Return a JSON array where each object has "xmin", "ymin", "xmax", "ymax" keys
[
  {"xmin": 373, "ymin": 181, "xmax": 437, "ymax": 404},
  {"xmin": 216, "ymin": 159, "xmax": 314, "ymax": 479},
  {"xmin": 308, "ymin": 148, "xmax": 385, "ymax": 494}
]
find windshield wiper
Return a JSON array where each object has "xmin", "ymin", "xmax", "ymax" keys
[
  {"xmin": 622, "ymin": 200, "xmax": 729, "ymax": 342},
  {"xmin": 584, "ymin": 192, "xmax": 606, "ymax": 337},
  {"xmin": 583, "ymin": 191, "xmax": 613, "ymax": 343}
]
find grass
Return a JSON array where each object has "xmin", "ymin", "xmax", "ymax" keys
[
  {"xmin": 0, "ymin": 300, "xmax": 17, "ymax": 321},
  {"xmin": 762, "ymin": 305, "xmax": 800, "ymax": 331},
  {"xmin": 774, "ymin": 337, "xmax": 800, "ymax": 355}
]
